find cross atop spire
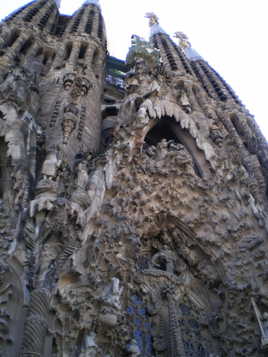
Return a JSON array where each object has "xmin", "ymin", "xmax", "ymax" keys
[{"xmin": 145, "ymin": 12, "xmax": 166, "ymax": 37}]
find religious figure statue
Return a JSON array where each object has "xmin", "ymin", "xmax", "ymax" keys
[
  {"xmin": 101, "ymin": 277, "xmax": 123, "ymax": 310},
  {"xmin": 41, "ymin": 152, "xmax": 61, "ymax": 181}
]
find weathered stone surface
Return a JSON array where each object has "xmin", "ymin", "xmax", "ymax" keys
[{"xmin": 0, "ymin": 2, "xmax": 268, "ymax": 356}]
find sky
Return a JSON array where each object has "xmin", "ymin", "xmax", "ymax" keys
[{"xmin": 1, "ymin": 0, "xmax": 268, "ymax": 139}]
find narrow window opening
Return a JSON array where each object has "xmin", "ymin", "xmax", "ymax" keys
[
  {"xmin": 212, "ymin": 68, "xmax": 241, "ymax": 105},
  {"xmin": 92, "ymin": 48, "xmax": 98, "ymax": 72},
  {"xmin": 97, "ymin": 14, "xmax": 103, "ymax": 40},
  {"xmin": 78, "ymin": 43, "xmax": 88, "ymax": 59},
  {"xmin": 199, "ymin": 62, "xmax": 227, "ymax": 101},
  {"xmin": 38, "ymin": 5, "xmax": 54, "ymax": 30},
  {"xmin": 160, "ymin": 36, "xmax": 178, "ymax": 71},
  {"xmin": 171, "ymin": 41, "xmax": 192, "ymax": 74},
  {"xmin": 4, "ymin": 30, "xmax": 20, "ymax": 48},
  {"xmin": 70, "ymin": 8, "xmax": 85, "ymax": 33},
  {"xmin": 23, "ymin": 0, "xmax": 47, "ymax": 22},
  {"xmin": 190, "ymin": 61, "xmax": 211, "ymax": 97},
  {"xmin": 20, "ymin": 37, "xmax": 33, "ymax": 55},
  {"xmin": 43, "ymin": 52, "xmax": 49, "ymax": 65},
  {"xmin": 55, "ymin": 14, "xmax": 70, "ymax": 36},
  {"xmin": 64, "ymin": 42, "xmax": 73, "ymax": 61},
  {"xmin": 52, "ymin": 338, "xmax": 58, "ymax": 354},
  {"xmin": 85, "ymin": 10, "xmax": 95, "ymax": 34}
]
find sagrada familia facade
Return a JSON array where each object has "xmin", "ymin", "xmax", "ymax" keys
[{"xmin": 0, "ymin": 0, "xmax": 268, "ymax": 355}]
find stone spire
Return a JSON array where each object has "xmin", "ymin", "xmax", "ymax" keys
[
  {"xmin": 145, "ymin": 13, "xmax": 194, "ymax": 75},
  {"xmin": 145, "ymin": 12, "xmax": 166, "ymax": 37}
]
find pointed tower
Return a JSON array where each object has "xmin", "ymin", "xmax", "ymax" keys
[
  {"xmin": 42, "ymin": 0, "xmax": 107, "ymax": 164},
  {"xmin": 1, "ymin": 2, "xmax": 268, "ymax": 357},
  {"xmin": 145, "ymin": 12, "xmax": 194, "ymax": 76},
  {"xmin": 0, "ymin": 0, "xmax": 60, "ymax": 75}
]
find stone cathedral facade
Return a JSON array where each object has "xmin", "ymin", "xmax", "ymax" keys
[{"xmin": 1, "ymin": 0, "xmax": 268, "ymax": 356}]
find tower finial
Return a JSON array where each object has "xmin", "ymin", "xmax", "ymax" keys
[
  {"xmin": 174, "ymin": 32, "xmax": 191, "ymax": 49},
  {"xmin": 174, "ymin": 32, "xmax": 202, "ymax": 61},
  {"xmin": 145, "ymin": 12, "xmax": 166, "ymax": 37},
  {"xmin": 145, "ymin": 12, "xmax": 159, "ymax": 27}
]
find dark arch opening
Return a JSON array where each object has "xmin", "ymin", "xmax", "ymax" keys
[
  {"xmin": 145, "ymin": 119, "xmax": 177, "ymax": 146},
  {"xmin": 102, "ymin": 106, "xmax": 118, "ymax": 120},
  {"xmin": 144, "ymin": 118, "xmax": 210, "ymax": 178}
]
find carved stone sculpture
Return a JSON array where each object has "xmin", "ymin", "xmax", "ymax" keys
[{"xmin": 0, "ymin": 2, "xmax": 268, "ymax": 356}]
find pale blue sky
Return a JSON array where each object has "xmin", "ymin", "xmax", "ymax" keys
[{"xmin": 1, "ymin": 0, "xmax": 267, "ymax": 140}]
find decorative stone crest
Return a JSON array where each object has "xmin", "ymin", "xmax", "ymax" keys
[{"xmin": 63, "ymin": 73, "xmax": 92, "ymax": 98}]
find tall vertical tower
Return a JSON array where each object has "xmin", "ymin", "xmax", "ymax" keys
[
  {"xmin": 0, "ymin": 3, "xmax": 268, "ymax": 357},
  {"xmin": 43, "ymin": 0, "xmax": 107, "ymax": 163}
]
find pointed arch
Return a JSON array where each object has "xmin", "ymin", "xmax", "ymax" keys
[{"xmin": 144, "ymin": 116, "xmax": 210, "ymax": 177}]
